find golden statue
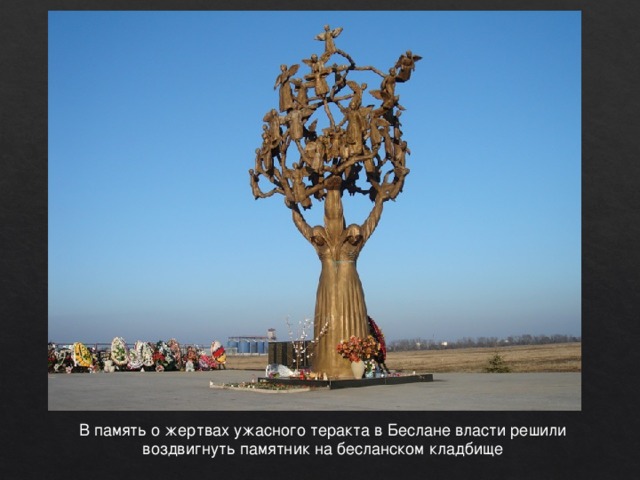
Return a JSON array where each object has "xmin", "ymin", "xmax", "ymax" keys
[{"xmin": 249, "ymin": 27, "xmax": 419, "ymax": 378}]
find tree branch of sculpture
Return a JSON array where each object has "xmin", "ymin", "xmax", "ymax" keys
[
  {"xmin": 353, "ymin": 191, "xmax": 384, "ymax": 245},
  {"xmin": 283, "ymin": 164, "xmax": 326, "ymax": 210},
  {"xmin": 249, "ymin": 169, "xmax": 283, "ymax": 199},
  {"xmin": 352, "ymin": 65, "xmax": 387, "ymax": 78},
  {"xmin": 289, "ymin": 203, "xmax": 313, "ymax": 241},
  {"xmin": 331, "ymin": 151, "xmax": 375, "ymax": 176},
  {"xmin": 369, "ymin": 165, "xmax": 410, "ymax": 201}
]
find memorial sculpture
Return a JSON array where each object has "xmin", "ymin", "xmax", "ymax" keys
[{"xmin": 250, "ymin": 26, "xmax": 420, "ymax": 379}]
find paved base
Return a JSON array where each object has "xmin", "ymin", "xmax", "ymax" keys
[
  {"xmin": 48, "ymin": 370, "xmax": 580, "ymax": 410},
  {"xmin": 259, "ymin": 373, "xmax": 433, "ymax": 389}
]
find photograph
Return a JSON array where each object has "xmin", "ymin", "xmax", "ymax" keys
[{"xmin": 48, "ymin": 10, "xmax": 581, "ymax": 412}]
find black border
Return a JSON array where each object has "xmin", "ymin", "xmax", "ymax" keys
[{"xmin": 2, "ymin": 0, "xmax": 639, "ymax": 477}]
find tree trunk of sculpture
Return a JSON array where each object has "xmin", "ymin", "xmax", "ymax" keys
[
  {"xmin": 312, "ymin": 182, "xmax": 369, "ymax": 378},
  {"xmin": 291, "ymin": 176, "xmax": 383, "ymax": 379}
]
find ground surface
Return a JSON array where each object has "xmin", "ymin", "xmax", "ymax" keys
[
  {"xmin": 225, "ymin": 342, "xmax": 581, "ymax": 373},
  {"xmin": 48, "ymin": 370, "xmax": 581, "ymax": 411},
  {"xmin": 48, "ymin": 343, "xmax": 582, "ymax": 410}
]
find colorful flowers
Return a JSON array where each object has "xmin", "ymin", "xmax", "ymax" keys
[
  {"xmin": 110, "ymin": 337, "xmax": 129, "ymax": 366},
  {"xmin": 198, "ymin": 354, "xmax": 218, "ymax": 371},
  {"xmin": 336, "ymin": 335, "xmax": 380, "ymax": 362},
  {"xmin": 73, "ymin": 342, "xmax": 94, "ymax": 367},
  {"xmin": 49, "ymin": 339, "xmax": 229, "ymax": 373}
]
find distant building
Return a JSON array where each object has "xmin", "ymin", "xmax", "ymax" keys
[{"xmin": 227, "ymin": 329, "xmax": 276, "ymax": 355}]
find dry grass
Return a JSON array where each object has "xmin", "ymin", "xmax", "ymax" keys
[
  {"xmin": 384, "ymin": 343, "xmax": 581, "ymax": 373},
  {"xmin": 225, "ymin": 342, "xmax": 581, "ymax": 373}
]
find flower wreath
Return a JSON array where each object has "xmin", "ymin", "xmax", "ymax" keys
[
  {"xmin": 185, "ymin": 345, "xmax": 199, "ymax": 363},
  {"xmin": 139, "ymin": 341, "xmax": 155, "ymax": 367},
  {"xmin": 54, "ymin": 348, "xmax": 72, "ymax": 371},
  {"xmin": 110, "ymin": 337, "xmax": 129, "ymax": 366},
  {"xmin": 168, "ymin": 338, "xmax": 183, "ymax": 369},
  {"xmin": 73, "ymin": 342, "xmax": 93, "ymax": 368},
  {"xmin": 199, "ymin": 354, "xmax": 218, "ymax": 371},
  {"xmin": 367, "ymin": 316, "xmax": 387, "ymax": 362},
  {"xmin": 211, "ymin": 341, "xmax": 226, "ymax": 364},
  {"xmin": 127, "ymin": 341, "xmax": 145, "ymax": 370},
  {"xmin": 154, "ymin": 341, "xmax": 177, "ymax": 371}
]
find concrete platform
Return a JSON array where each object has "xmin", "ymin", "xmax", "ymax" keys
[
  {"xmin": 259, "ymin": 373, "xmax": 433, "ymax": 389},
  {"xmin": 47, "ymin": 370, "xmax": 580, "ymax": 411}
]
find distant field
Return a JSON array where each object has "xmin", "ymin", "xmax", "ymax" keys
[
  {"xmin": 382, "ymin": 342, "xmax": 581, "ymax": 373},
  {"xmin": 226, "ymin": 342, "xmax": 581, "ymax": 373}
]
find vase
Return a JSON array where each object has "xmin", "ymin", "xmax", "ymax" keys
[{"xmin": 350, "ymin": 360, "xmax": 365, "ymax": 379}]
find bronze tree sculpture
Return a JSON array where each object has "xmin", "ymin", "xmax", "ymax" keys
[{"xmin": 250, "ymin": 26, "xmax": 420, "ymax": 379}]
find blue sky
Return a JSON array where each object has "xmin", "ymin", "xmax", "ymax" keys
[{"xmin": 48, "ymin": 10, "xmax": 581, "ymax": 346}]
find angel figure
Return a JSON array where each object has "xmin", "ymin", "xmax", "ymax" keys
[
  {"xmin": 329, "ymin": 63, "xmax": 351, "ymax": 100},
  {"xmin": 314, "ymin": 24, "xmax": 343, "ymax": 56},
  {"xmin": 391, "ymin": 109, "xmax": 403, "ymax": 140},
  {"xmin": 394, "ymin": 50, "xmax": 422, "ymax": 82},
  {"xmin": 346, "ymin": 80, "xmax": 368, "ymax": 109},
  {"xmin": 285, "ymin": 104, "xmax": 318, "ymax": 142},
  {"xmin": 249, "ymin": 168, "xmax": 262, "ymax": 199},
  {"xmin": 381, "ymin": 68, "xmax": 397, "ymax": 99},
  {"xmin": 286, "ymin": 162, "xmax": 313, "ymax": 210},
  {"xmin": 274, "ymin": 64, "xmax": 299, "ymax": 112},
  {"xmin": 298, "ymin": 135, "xmax": 319, "ymax": 171},
  {"xmin": 393, "ymin": 139, "xmax": 411, "ymax": 167},
  {"xmin": 292, "ymin": 78, "xmax": 310, "ymax": 108},
  {"xmin": 297, "ymin": 136, "xmax": 327, "ymax": 196},
  {"xmin": 338, "ymin": 102, "xmax": 370, "ymax": 158},
  {"xmin": 260, "ymin": 125, "xmax": 281, "ymax": 170},
  {"xmin": 263, "ymin": 109, "xmax": 284, "ymax": 148},
  {"xmin": 367, "ymin": 114, "xmax": 389, "ymax": 153},
  {"xmin": 303, "ymin": 53, "xmax": 331, "ymax": 97},
  {"xmin": 323, "ymin": 126, "xmax": 345, "ymax": 161},
  {"xmin": 370, "ymin": 67, "xmax": 400, "ymax": 112},
  {"xmin": 366, "ymin": 114, "xmax": 390, "ymax": 170},
  {"xmin": 254, "ymin": 147, "xmax": 271, "ymax": 176}
]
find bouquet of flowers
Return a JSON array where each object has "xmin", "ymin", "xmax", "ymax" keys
[
  {"xmin": 198, "ymin": 354, "xmax": 218, "ymax": 371},
  {"xmin": 336, "ymin": 335, "xmax": 380, "ymax": 363}
]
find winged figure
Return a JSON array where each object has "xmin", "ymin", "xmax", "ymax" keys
[
  {"xmin": 314, "ymin": 25, "xmax": 343, "ymax": 55},
  {"xmin": 302, "ymin": 54, "xmax": 330, "ymax": 97},
  {"xmin": 274, "ymin": 64, "xmax": 300, "ymax": 112},
  {"xmin": 394, "ymin": 50, "xmax": 422, "ymax": 82},
  {"xmin": 346, "ymin": 80, "xmax": 368, "ymax": 109}
]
